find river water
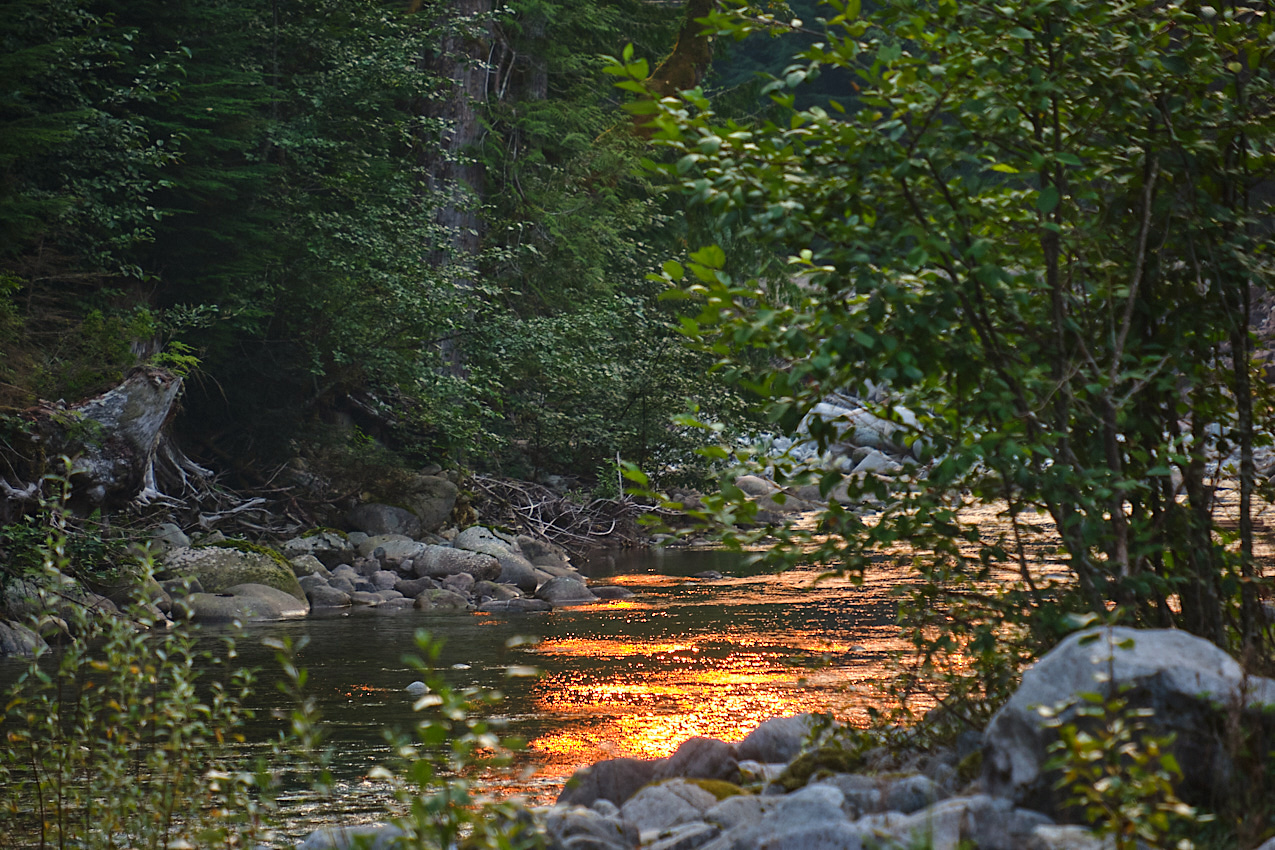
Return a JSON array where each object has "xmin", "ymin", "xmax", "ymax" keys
[{"xmin": 1, "ymin": 547, "xmax": 924, "ymax": 840}]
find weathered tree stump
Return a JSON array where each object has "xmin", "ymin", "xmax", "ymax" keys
[{"xmin": 2, "ymin": 368, "xmax": 197, "ymax": 515}]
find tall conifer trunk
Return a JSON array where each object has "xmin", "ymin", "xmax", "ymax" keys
[{"xmin": 414, "ymin": 0, "xmax": 492, "ymax": 373}]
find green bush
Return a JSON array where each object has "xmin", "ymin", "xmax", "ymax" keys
[{"xmin": 0, "ymin": 531, "xmax": 268, "ymax": 849}]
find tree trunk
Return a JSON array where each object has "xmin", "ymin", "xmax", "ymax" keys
[
  {"xmin": 647, "ymin": 0, "xmax": 717, "ymax": 98},
  {"xmin": 416, "ymin": 0, "xmax": 493, "ymax": 374}
]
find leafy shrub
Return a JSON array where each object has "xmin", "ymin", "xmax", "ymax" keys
[{"xmin": 0, "ymin": 519, "xmax": 268, "ymax": 849}]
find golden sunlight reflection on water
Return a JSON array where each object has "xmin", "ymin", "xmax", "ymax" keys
[{"xmin": 503, "ymin": 559, "xmax": 923, "ymax": 795}]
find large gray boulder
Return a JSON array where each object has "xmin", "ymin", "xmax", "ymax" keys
[
  {"xmin": 3, "ymin": 576, "xmax": 118, "ymax": 623},
  {"xmin": 402, "ymin": 474, "xmax": 459, "ymax": 533},
  {"xmin": 0, "ymin": 619, "xmax": 46, "ymax": 658},
  {"xmin": 703, "ymin": 795, "xmax": 784, "ymax": 832},
  {"xmin": 180, "ymin": 583, "xmax": 309, "ymax": 623},
  {"xmin": 476, "ymin": 598, "xmax": 552, "ymax": 614},
  {"xmin": 620, "ymin": 779, "xmax": 718, "ymax": 836},
  {"xmin": 544, "ymin": 805, "xmax": 636, "ymax": 850},
  {"xmin": 162, "ymin": 545, "xmax": 306, "ymax": 602},
  {"xmin": 654, "ymin": 736, "xmax": 739, "ymax": 783},
  {"xmin": 516, "ymin": 534, "xmax": 569, "ymax": 565},
  {"xmin": 306, "ymin": 585, "xmax": 352, "ymax": 608},
  {"xmin": 496, "ymin": 552, "xmax": 539, "ymax": 594},
  {"xmin": 983, "ymin": 626, "xmax": 1275, "ymax": 815},
  {"xmin": 288, "ymin": 554, "xmax": 330, "ymax": 578},
  {"xmin": 703, "ymin": 784, "xmax": 857, "ymax": 850},
  {"xmin": 454, "ymin": 525, "xmax": 519, "ymax": 558},
  {"xmin": 806, "ymin": 403, "xmax": 911, "ymax": 456},
  {"xmin": 346, "ymin": 503, "xmax": 422, "ymax": 538},
  {"xmin": 148, "ymin": 522, "xmax": 190, "ymax": 553},
  {"xmin": 412, "ymin": 544, "xmax": 500, "ymax": 581},
  {"xmin": 354, "ymin": 534, "xmax": 423, "ymax": 562},
  {"xmin": 535, "ymin": 575, "xmax": 598, "ymax": 606},
  {"xmin": 413, "ymin": 588, "xmax": 472, "ymax": 611},
  {"xmin": 737, "ymin": 714, "xmax": 818, "ymax": 764}
]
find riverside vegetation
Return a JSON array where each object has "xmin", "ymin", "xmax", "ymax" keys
[{"xmin": 3, "ymin": 0, "xmax": 1275, "ymax": 848}]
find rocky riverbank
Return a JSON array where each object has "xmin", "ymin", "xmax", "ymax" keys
[
  {"xmin": 299, "ymin": 626, "xmax": 1275, "ymax": 850},
  {"xmin": 0, "ymin": 458, "xmax": 673, "ymax": 655},
  {"xmin": 0, "ymin": 510, "xmax": 635, "ymax": 659}
]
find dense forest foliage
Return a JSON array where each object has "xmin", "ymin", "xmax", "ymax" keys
[
  {"xmin": 624, "ymin": 0, "xmax": 1275, "ymax": 665},
  {"xmin": 0, "ymin": 0, "xmax": 806, "ymax": 490}
]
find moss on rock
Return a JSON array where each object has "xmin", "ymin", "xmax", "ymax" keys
[
  {"xmin": 195, "ymin": 538, "xmax": 293, "ymax": 571},
  {"xmin": 163, "ymin": 545, "xmax": 306, "ymax": 602},
  {"xmin": 686, "ymin": 779, "xmax": 747, "ymax": 800},
  {"xmin": 774, "ymin": 745, "xmax": 866, "ymax": 792}
]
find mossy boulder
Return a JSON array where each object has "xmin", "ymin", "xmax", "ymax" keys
[
  {"xmin": 162, "ymin": 546, "xmax": 306, "ymax": 603},
  {"xmin": 773, "ymin": 745, "xmax": 865, "ymax": 792}
]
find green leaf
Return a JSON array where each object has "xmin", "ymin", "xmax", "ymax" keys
[
  {"xmin": 1037, "ymin": 186, "xmax": 1060, "ymax": 213},
  {"xmin": 690, "ymin": 244, "xmax": 727, "ymax": 269}
]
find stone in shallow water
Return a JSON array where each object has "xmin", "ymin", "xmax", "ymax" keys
[
  {"xmin": 477, "ymin": 598, "xmax": 552, "ymax": 614},
  {"xmin": 180, "ymin": 583, "xmax": 308, "ymax": 623},
  {"xmin": 306, "ymin": 585, "xmax": 351, "ymax": 608},
  {"xmin": 0, "ymin": 619, "xmax": 45, "ymax": 658},
  {"xmin": 591, "ymin": 585, "xmax": 635, "ymax": 600},
  {"xmin": 413, "ymin": 588, "xmax": 471, "ymax": 610},
  {"xmin": 535, "ymin": 575, "xmax": 597, "ymax": 606}
]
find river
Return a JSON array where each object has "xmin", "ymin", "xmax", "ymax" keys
[{"xmin": 1, "ymin": 547, "xmax": 924, "ymax": 841}]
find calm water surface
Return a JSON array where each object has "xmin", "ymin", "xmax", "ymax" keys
[{"xmin": 1, "ymin": 548, "xmax": 922, "ymax": 838}]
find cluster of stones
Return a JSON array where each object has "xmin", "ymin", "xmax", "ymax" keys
[
  {"xmin": 151, "ymin": 521, "xmax": 632, "ymax": 625},
  {"xmin": 300, "ymin": 626, "xmax": 1275, "ymax": 850},
  {"xmin": 662, "ymin": 395, "xmax": 932, "ymax": 523},
  {"xmin": 534, "ymin": 721, "xmax": 1049, "ymax": 850}
]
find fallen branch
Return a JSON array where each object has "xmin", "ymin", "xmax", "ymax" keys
[{"xmin": 469, "ymin": 475, "xmax": 671, "ymax": 553}]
